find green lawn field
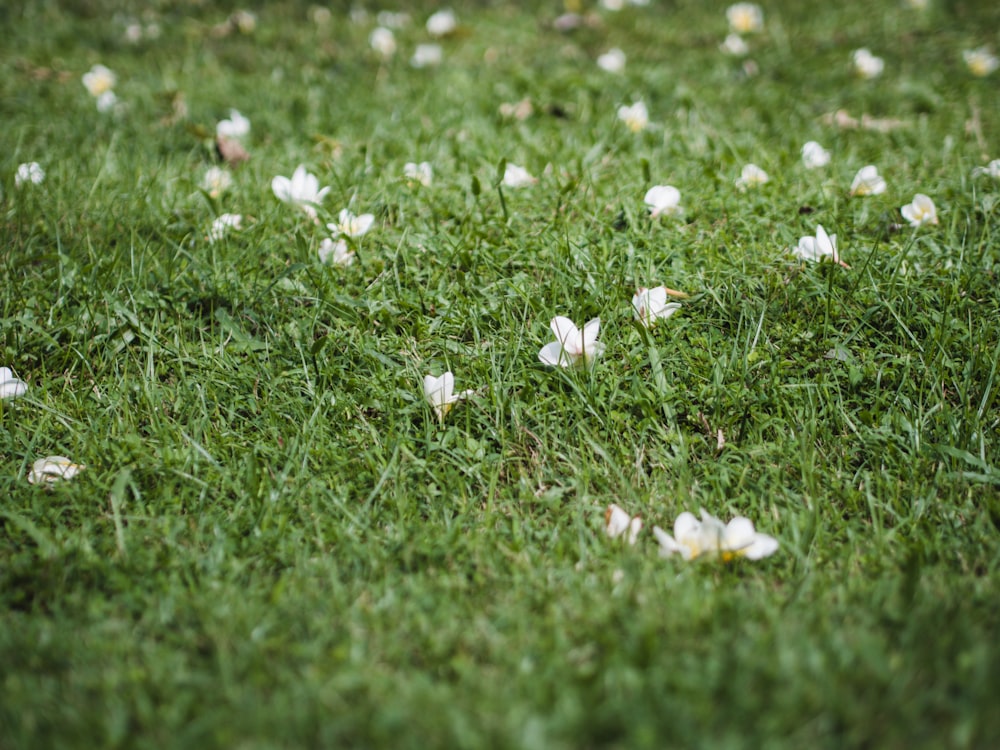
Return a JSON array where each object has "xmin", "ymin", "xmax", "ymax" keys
[{"xmin": 3, "ymin": 0, "xmax": 1000, "ymax": 747}]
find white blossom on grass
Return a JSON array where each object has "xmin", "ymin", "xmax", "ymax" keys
[
  {"xmin": 0, "ymin": 367, "xmax": 28, "ymax": 399},
  {"xmin": 963, "ymin": 47, "xmax": 999, "ymax": 77},
  {"xmin": 793, "ymin": 224, "xmax": 847, "ymax": 267},
  {"xmin": 217, "ymin": 109, "xmax": 251, "ymax": 140},
  {"xmin": 653, "ymin": 508, "xmax": 778, "ymax": 561},
  {"xmin": 15, "ymin": 162, "xmax": 44, "ymax": 187},
  {"xmin": 720, "ymin": 33, "xmax": 749, "ymax": 56},
  {"xmin": 370, "ymin": 27, "xmax": 397, "ymax": 58},
  {"xmin": 411, "ymin": 43, "xmax": 443, "ymax": 68},
  {"xmin": 96, "ymin": 90, "xmax": 118, "ymax": 113},
  {"xmin": 207, "ymin": 213, "xmax": 242, "ymax": 243},
  {"xmin": 328, "ymin": 209, "xmax": 374, "ymax": 239},
  {"xmin": 617, "ymin": 101, "xmax": 649, "ymax": 133},
  {"xmin": 82, "ymin": 64, "xmax": 116, "ymax": 97},
  {"xmin": 901, "ymin": 193, "xmax": 938, "ymax": 227},
  {"xmin": 972, "ymin": 160, "xmax": 1000, "ymax": 179},
  {"xmin": 502, "ymin": 163, "xmax": 536, "ymax": 188},
  {"xmin": 801, "ymin": 141, "xmax": 831, "ymax": 169},
  {"xmin": 852, "ymin": 48, "xmax": 884, "ymax": 79},
  {"xmin": 605, "ymin": 504, "xmax": 643, "ymax": 545},
  {"xmin": 28, "ymin": 456, "xmax": 85, "ymax": 485},
  {"xmin": 538, "ymin": 317, "xmax": 605, "ymax": 368},
  {"xmin": 726, "ymin": 3, "xmax": 763, "ymax": 34},
  {"xmin": 201, "ymin": 166, "xmax": 232, "ymax": 198},
  {"xmin": 735, "ymin": 163, "xmax": 769, "ymax": 190},
  {"xmin": 632, "ymin": 287, "xmax": 682, "ymax": 328},
  {"xmin": 426, "ymin": 9, "xmax": 457, "ymax": 37},
  {"xmin": 319, "ymin": 238, "xmax": 355, "ymax": 266},
  {"xmin": 850, "ymin": 165, "xmax": 887, "ymax": 196},
  {"xmin": 272, "ymin": 166, "xmax": 330, "ymax": 221},
  {"xmin": 644, "ymin": 185, "xmax": 683, "ymax": 218},
  {"xmin": 423, "ymin": 371, "xmax": 473, "ymax": 422},
  {"xmin": 404, "ymin": 161, "xmax": 433, "ymax": 186},
  {"xmin": 597, "ymin": 48, "xmax": 626, "ymax": 73}
]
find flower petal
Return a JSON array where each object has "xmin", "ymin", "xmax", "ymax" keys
[
  {"xmin": 271, "ymin": 176, "xmax": 291, "ymax": 202},
  {"xmin": 742, "ymin": 533, "xmax": 779, "ymax": 560},
  {"xmin": 550, "ymin": 316, "xmax": 581, "ymax": 354},
  {"xmin": 538, "ymin": 341, "xmax": 569, "ymax": 367}
]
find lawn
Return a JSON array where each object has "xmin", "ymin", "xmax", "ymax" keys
[{"xmin": 2, "ymin": 0, "xmax": 1000, "ymax": 747}]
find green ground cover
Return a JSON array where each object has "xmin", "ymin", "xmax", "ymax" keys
[{"xmin": 2, "ymin": 0, "xmax": 1000, "ymax": 747}]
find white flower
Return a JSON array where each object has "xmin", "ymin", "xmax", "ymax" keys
[
  {"xmin": 502, "ymin": 163, "xmax": 536, "ymax": 188},
  {"xmin": 735, "ymin": 163, "xmax": 769, "ymax": 190},
  {"xmin": 720, "ymin": 33, "xmax": 749, "ymax": 56},
  {"xmin": 207, "ymin": 213, "xmax": 242, "ymax": 243},
  {"xmin": 597, "ymin": 48, "xmax": 626, "ymax": 73},
  {"xmin": 644, "ymin": 185, "xmax": 683, "ymax": 218},
  {"xmin": 632, "ymin": 287, "xmax": 681, "ymax": 328},
  {"xmin": 124, "ymin": 22, "xmax": 143, "ymax": 43},
  {"xmin": 793, "ymin": 224, "xmax": 846, "ymax": 267},
  {"xmin": 82, "ymin": 64, "xmax": 116, "ymax": 97},
  {"xmin": 423, "ymin": 371, "xmax": 473, "ymax": 422},
  {"xmin": 318, "ymin": 238, "xmax": 355, "ymax": 266},
  {"xmin": 28, "ymin": 456, "xmax": 85, "ymax": 485},
  {"xmin": 0, "ymin": 367, "xmax": 28, "ymax": 399},
  {"xmin": 600, "ymin": 0, "xmax": 625, "ymax": 10},
  {"xmin": 327, "ymin": 209, "xmax": 374, "ymax": 239},
  {"xmin": 972, "ymin": 159, "xmax": 1000, "ymax": 179},
  {"xmin": 605, "ymin": 504, "xmax": 643, "ymax": 545},
  {"xmin": 95, "ymin": 90, "xmax": 118, "ymax": 113},
  {"xmin": 801, "ymin": 141, "xmax": 831, "ymax": 169},
  {"xmin": 538, "ymin": 316, "xmax": 605, "ymax": 368},
  {"xmin": 963, "ymin": 47, "xmax": 999, "ymax": 77},
  {"xmin": 411, "ymin": 43, "xmax": 443, "ymax": 68},
  {"xmin": 617, "ymin": 101, "xmax": 649, "ymax": 133},
  {"xmin": 852, "ymin": 48, "xmax": 884, "ymax": 79},
  {"xmin": 653, "ymin": 508, "xmax": 778, "ymax": 561},
  {"xmin": 404, "ymin": 161, "xmax": 433, "ymax": 186},
  {"xmin": 271, "ymin": 166, "xmax": 331, "ymax": 220},
  {"xmin": 850, "ymin": 165, "xmax": 887, "ymax": 196},
  {"xmin": 726, "ymin": 3, "xmax": 763, "ymax": 34},
  {"xmin": 370, "ymin": 27, "xmax": 397, "ymax": 58},
  {"xmin": 217, "ymin": 109, "xmax": 251, "ymax": 140},
  {"xmin": 15, "ymin": 162, "xmax": 44, "ymax": 187},
  {"xmin": 201, "ymin": 166, "xmax": 232, "ymax": 198},
  {"xmin": 901, "ymin": 193, "xmax": 938, "ymax": 227},
  {"xmin": 498, "ymin": 98, "xmax": 533, "ymax": 121},
  {"xmin": 426, "ymin": 9, "xmax": 457, "ymax": 37}
]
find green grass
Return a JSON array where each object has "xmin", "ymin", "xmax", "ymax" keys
[{"xmin": 3, "ymin": 0, "xmax": 1000, "ymax": 747}]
